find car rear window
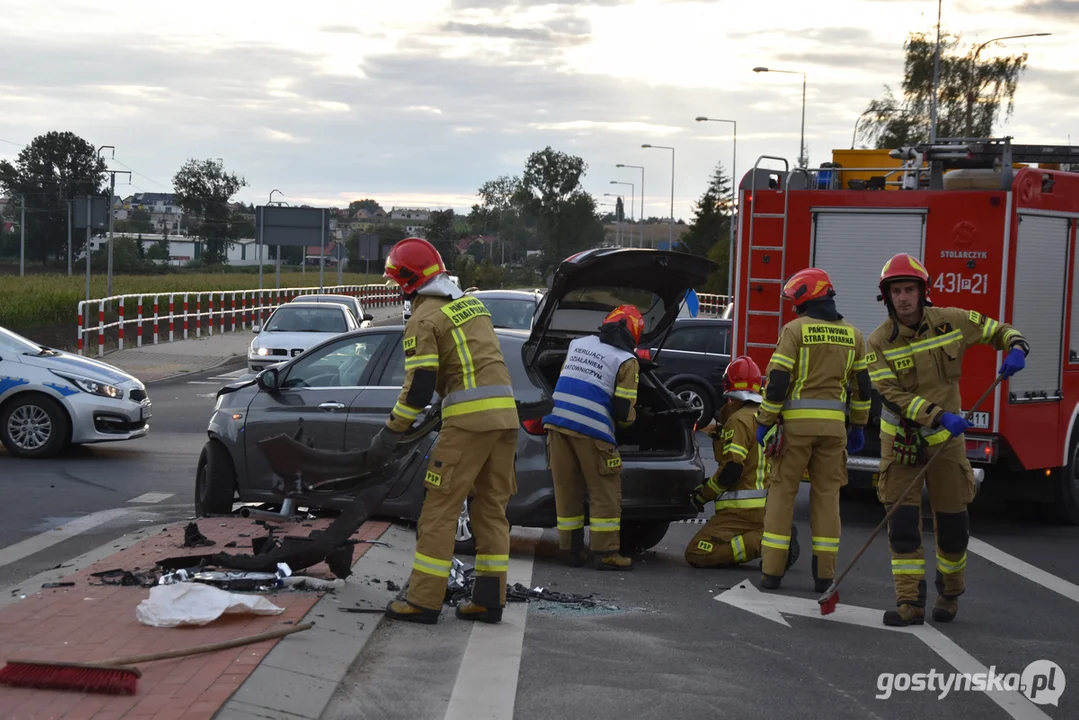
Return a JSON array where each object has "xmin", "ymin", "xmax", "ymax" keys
[{"xmin": 560, "ymin": 286, "xmax": 659, "ymax": 314}]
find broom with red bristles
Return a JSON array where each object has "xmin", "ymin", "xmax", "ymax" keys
[
  {"xmin": 817, "ymin": 374, "xmax": 1003, "ymax": 616},
  {"xmin": 0, "ymin": 621, "xmax": 314, "ymax": 695}
]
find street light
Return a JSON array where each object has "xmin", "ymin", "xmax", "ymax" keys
[
  {"xmin": 610, "ymin": 181, "xmax": 634, "ymax": 247},
  {"xmin": 616, "ymin": 163, "xmax": 645, "ymax": 248},
  {"xmin": 641, "ymin": 144, "xmax": 675, "ymax": 246},
  {"xmin": 695, "ymin": 116, "xmax": 737, "ymax": 295},
  {"xmin": 754, "ymin": 66, "xmax": 807, "ymax": 167},
  {"xmin": 965, "ymin": 33, "xmax": 1050, "ymax": 137}
]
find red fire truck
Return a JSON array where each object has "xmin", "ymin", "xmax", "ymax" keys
[{"xmin": 729, "ymin": 138, "xmax": 1079, "ymax": 524}]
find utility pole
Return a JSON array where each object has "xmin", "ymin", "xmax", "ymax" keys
[
  {"xmin": 97, "ymin": 145, "xmax": 129, "ymax": 297},
  {"xmin": 930, "ymin": 0, "xmax": 943, "ymax": 142},
  {"xmin": 67, "ymin": 200, "xmax": 72, "ymax": 276},
  {"xmin": 19, "ymin": 194, "xmax": 25, "ymax": 276}
]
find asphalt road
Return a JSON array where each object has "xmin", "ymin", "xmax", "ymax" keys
[{"xmin": 324, "ymin": 440, "xmax": 1079, "ymax": 720}]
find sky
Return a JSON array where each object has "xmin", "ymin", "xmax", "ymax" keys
[{"xmin": 0, "ymin": 0, "xmax": 1076, "ymax": 222}]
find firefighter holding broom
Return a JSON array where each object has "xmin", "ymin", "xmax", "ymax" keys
[{"xmin": 866, "ymin": 253, "xmax": 1029, "ymax": 627}]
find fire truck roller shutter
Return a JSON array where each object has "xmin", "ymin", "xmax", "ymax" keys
[
  {"xmin": 810, "ymin": 209, "xmax": 927, "ymax": 339},
  {"xmin": 1010, "ymin": 214, "xmax": 1070, "ymax": 402}
]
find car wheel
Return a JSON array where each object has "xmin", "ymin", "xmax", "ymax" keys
[
  {"xmin": 670, "ymin": 382, "xmax": 713, "ymax": 427},
  {"xmin": 0, "ymin": 393, "xmax": 70, "ymax": 459},
  {"xmin": 454, "ymin": 498, "xmax": 477, "ymax": 556},
  {"xmin": 195, "ymin": 440, "xmax": 238, "ymax": 516},
  {"xmin": 619, "ymin": 520, "xmax": 670, "ymax": 554},
  {"xmin": 1054, "ymin": 433, "xmax": 1079, "ymax": 525}
]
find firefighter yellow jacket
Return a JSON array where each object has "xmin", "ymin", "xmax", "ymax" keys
[
  {"xmin": 386, "ymin": 293, "xmax": 519, "ymax": 434},
  {"xmin": 756, "ymin": 316, "xmax": 872, "ymax": 438},
  {"xmin": 867, "ymin": 306, "xmax": 1026, "ymax": 445},
  {"xmin": 698, "ymin": 403, "xmax": 769, "ymax": 518}
]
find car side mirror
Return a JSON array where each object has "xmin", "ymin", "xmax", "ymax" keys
[
  {"xmin": 363, "ymin": 313, "xmax": 374, "ymax": 322},
  {"xmin": 252, "ymin": 325, "xmax": 261, "ymax": 334},
  {"xmin": 257, "ymin": 367, "xmax": 280, "ymax": 392}
]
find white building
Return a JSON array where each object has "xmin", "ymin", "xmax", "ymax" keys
[{"xmin": 390, "ymin": 207, "xmax": 430, "ymax": 222}]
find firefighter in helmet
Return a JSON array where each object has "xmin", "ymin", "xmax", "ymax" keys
[
  {"xmin": 685, "ymin": 355, "xmax": 801, "ymax": 569},
  {"xmin": 372, "ymin": 237, "xmax": 519, "ymax": 625},
  {"xmin": 867, "ymin": 253, "xmax": 1028, "ymax": 626},
  {"xmin": 542, "ymin": 305, "xmax": 643, "ymax": 571},
  {"xmin": 755, "ymin": 268, "xmax": 873, "ymax": 591}
]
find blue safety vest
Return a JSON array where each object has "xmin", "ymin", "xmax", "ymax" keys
[{"xmin": 542, "ymin": 335, "xmax": 635, "ymax": 445}]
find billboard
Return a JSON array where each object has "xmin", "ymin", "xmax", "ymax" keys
[{"xmin": 255, "ymin": 206, "xmax": 331, "ymax": 247}]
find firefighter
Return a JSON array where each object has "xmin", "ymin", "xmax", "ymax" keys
[
  {"xmin": 542, "ymin": 305, "xmax": 643, "ymax": 571},
  {"xmin": 370, "ymin": 237, "xmax": 519, "ymax": 625},
  {"xmin": 685, "ymin": 355, "xmax": 801, "ymax": 570},
  {"xmin": 755, "ymin": 268, "xmax": 873, "ymax": 592},
  {"xmin": 867, "ymin": 253, "xmax": 1029, "ymax": 627}
]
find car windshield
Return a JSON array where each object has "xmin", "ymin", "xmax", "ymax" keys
[
  {"xmin": 481, "ymin": 298, "xmax": 536, "ymax": 330},
  {"xmin": 0, "ymin": 325, "xmax": 46, "ymax": 354},
  {"xmin": 264, "ymin": 306, "xmax": 348, "ymax": 333}
]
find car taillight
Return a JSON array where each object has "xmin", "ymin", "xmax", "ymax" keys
[
  {"xmin": 521, "ymin": 418, "xmax": 546, "ymax": 435},
  {"xmin": 635, "ymin": 348, "xmax": 652, "ymax": 360}
]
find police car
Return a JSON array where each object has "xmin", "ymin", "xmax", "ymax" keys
[{"xmin": 0, "ymin": 325, "xmax": 151, "ymax": 458}]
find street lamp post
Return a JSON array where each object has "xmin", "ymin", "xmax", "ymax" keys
[
  {"xmin": 965, "ymin": 33, "xmax": 1050, "ymax": 137},
  {"xmin": 695, "ymin": 116, "xmax": 737, "ymax": 294},
  {"xmin": 610, "ymin": 181, "xmax": 634, "ymax": 247},
  {"xmin": 753, "ymin": 67, "xmax": 807, "ymax": 167},
  {"xmin": 641, "ymin": 144, "xmax": 675, "ymax": 246},
  {"xmin": 616, "ymin": 164, "xmax": 645, "ymax": 248}
]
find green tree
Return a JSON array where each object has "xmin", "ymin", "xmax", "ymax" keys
[
  {"xmin": 424, "ymin": 209, "xmax": 460, "ymax": 263},
  {"xmin": 129, "ymin": 208, "xmax": 153, "ymax": 234},
  {"xmin": 0, "ymin": 131, "xmax": 107, "ymax": 263},
  {"xmin": 514, "ymin": 147, "xmax": 601, "ymax": 261},
  {"xmin": 349, "ymin": 198, "xmax": 383, "ymax": 216},
  {"xmin": 680, "ymin": 162, "xmax": 733, "ymax": 258},
  {"xmin": 858, "ymin": 30, "xmax": 1028, "ymax": 147},
  {"xmin": 172, "ymin": 158, "xmax": 248, "ymax": 265}
]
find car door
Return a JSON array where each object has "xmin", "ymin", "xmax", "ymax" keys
[
  {"xmin": 652, "ymin": 325, "xmax": 721, "ymax": 384},
  {"xmin": 242, "ymin": 333, "xmax": 392, "ymax": 491}
]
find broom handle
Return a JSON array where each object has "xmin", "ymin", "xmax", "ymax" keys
[
  {"xmin": 830, "ymin": 374, "xmax": 1004, "ymax": 589},
  {"xmin": 99, "ymin": 622, "xmax": 315, "ymax": 666}
]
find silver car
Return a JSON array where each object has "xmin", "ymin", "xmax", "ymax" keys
[{"xmin": 0, "ymin": 325, "xmax": 151, "ymax": 458}]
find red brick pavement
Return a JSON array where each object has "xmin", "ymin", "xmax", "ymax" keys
[{"xmin": 0, "ymin": 516, "xmax": 392, "ymax": 720}]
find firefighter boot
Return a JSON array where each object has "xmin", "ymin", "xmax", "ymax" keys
[
  {"xmin": 385, "ymin": 599, "xmax": 441, "ymax": 625},
  {"xmin": 596, "ymin": 553, "xmax": 633, "ymax": 571},
  {"xmin": 883, "ymin": 603, "xmax": 925, "ymax": 627},
  {"xmin": 455, "ymin": 576, "xmax": 503, "ymax": 624},
  {"xmin": 933, "ymin": 595, "xmax": 959, "ymax": 623},
  {"xmin": 786, "ymin": 525, "xmax": 801, "ymax": 571},
  {"xmin": 567, "ymin": 528, "xmax": 586, "ymax": 568},
  {"xmin": 811, "ymin": 555, "xmax": 832, "ymax": 594},
  {"xmin": 760, "ymin": 573, "xmax": 783, "ymax": 590}
]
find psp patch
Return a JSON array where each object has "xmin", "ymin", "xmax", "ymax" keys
[
  {"xmin": 969, "ymin": 310, "xmax": 984, "ymax": 326},
  {"xmin": 424, "ymin": 470, "xmax": 442, "ymax": 487},
  {"xmin": 606, "ymin": 457, "xmax": 622, "ymax": 469},
  {"xmin": 864, "ymin": 352, "xmax": 878, "ymax": 364},
  {"xmin": 697, "ymin": 540, "xmax": 715, "ymax": 553},
  {"xmin": 894, "ymin": 357, "xmax": 914, "ymax": 371}
]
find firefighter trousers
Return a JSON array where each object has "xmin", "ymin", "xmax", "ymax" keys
[
  {"xmin": 685, "ymin": 509, "xmax": 764, "ymax": 568},
  {"xmin": 761, "ymin": 429, "xmax": 846, "ymax": 579},
  {"xmin": 406, "ymin": 427, "xmax": 518, "ymax": 612},
  {"xmin": 547, "ymin": 429, "xmax": 624, "ymax": 554},
  {"xmin": 878, "ymin": 436, "xmax": 976, "ymax": 608}
]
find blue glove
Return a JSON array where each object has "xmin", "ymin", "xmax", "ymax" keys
[
  {"xmin": 998, "ymin": 347, "xmax": 1026, "ymax": 378},
  {"xmin": 756, "ymin": 424, "xmax": 770, "ymax": 447},
  {"xmin": 938, "ymin": 412, "xmax": 971, "ymax": 437},
  {"xmin": 847, "ymin": 426, "xmax": 865, "ymax": 454}
]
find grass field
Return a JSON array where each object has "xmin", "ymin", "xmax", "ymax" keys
[{"xmin": 0, "ymin": 271, "xmax": 387, "ymax": 330}]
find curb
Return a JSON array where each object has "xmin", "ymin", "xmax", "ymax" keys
[
  {"xmin": 144, "ymin": 353, "xmax": 248, "ymax": 385},
  {"xmin": 216, "ymin": 523, "xmax": 417, "ymax": 720}
]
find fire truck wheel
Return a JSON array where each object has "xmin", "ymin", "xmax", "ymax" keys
[{"xmin": 1057, "ymin": 435, "xmax": 1079, "ymax": 525}]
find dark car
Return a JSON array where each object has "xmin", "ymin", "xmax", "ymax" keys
[
  {"xmin": 466, "ymin": 289, "xmax": 543, "ymax": 330},
  {"xmin": 638, "ymin": 317, "xmax": 732, "ymax": 426},
  {"xmin": 196, "ymin": 248, "xmax": 715, "ymax": 555}
]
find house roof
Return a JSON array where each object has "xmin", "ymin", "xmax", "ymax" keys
[
  {"xmin": 131, "ymin": 192, "xmax": 177, "ymax": 205},
  {"xmin": 305, "ymin": 240, "xmax": 345, "ymax": 256}
]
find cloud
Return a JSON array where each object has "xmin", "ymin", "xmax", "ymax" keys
[
  {"xmin": 1013, "ymin": 0, "xmax": 1079, "ymax": 18},
  {"xmin": 318, "ymin": 24, "xmax": 365, "ymax": 35},
  {"xmin": 773, "ymin": 50, "xmax": 901, "ymax": 74},
  {"xmin": 441, "ymin": 21, "xmax": 557, "ymax": 43}
]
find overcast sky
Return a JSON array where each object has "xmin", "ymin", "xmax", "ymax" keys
[{"xmin": 0, "ymin": 0, "xmax": 1076, "ymax": 221}]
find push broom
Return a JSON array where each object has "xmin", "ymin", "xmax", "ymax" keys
[
  {"xmin": 817, "ymin": 373, "xmax": 1004, "ymax": 615},
  {"xmin": 0, "ymin": 621, "xmax": 314, "ymax": 695}
]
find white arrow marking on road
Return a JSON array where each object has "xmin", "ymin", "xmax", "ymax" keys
[{"xmin": 716, "ymin": 580, "xmax": 1052, "ymax": 720}]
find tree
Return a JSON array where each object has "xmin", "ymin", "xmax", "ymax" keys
[
  {"xmin": 514, "ymin": 147, "xmax": 600, "ymax": 261},
  {"xmin": 349, "ymin": 199, "xmax": 383, "ymax": 216},
  {"xmin": 680, "ymin": 162, "xmax": 733, "ymax": 258},
  {"xmin": 172, "ymin": 158, "xmax": 248, "ymax": 265},
  {"xmin": 424, "ymin": 209, "xmax": 460, "ymax": 262},
  {"xmin": 129, "ymin": 208, "xmax": 153, "ymax": 234},
  {"xmin": 858, "ymin": 30, "xmax": 1028, "ymax": 148},
  {"xmin": 0, "ymin": 131, "xmax": 106, "ymax": 264}
]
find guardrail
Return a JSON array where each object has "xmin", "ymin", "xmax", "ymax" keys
[{"xmin": 76, "ymin": 284, "xmax": 403, "ymax": 357}]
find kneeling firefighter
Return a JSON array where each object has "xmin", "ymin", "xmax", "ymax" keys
[
  {"xmin": 685, "ymin": 356, "xmax": 800, "ymax": 570},
  {"xmin": 372, "ymin": 237, "xmax": 519, "ymax": 625},
  {"xmin": 542, "ymin": 305, "xmax": 643, "ymax": 571}
]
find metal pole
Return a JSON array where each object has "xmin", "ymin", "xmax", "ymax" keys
[
  {"xmin": 106, "ymin": 172, "xmax": 116, "ymax": 296},
  {"xmin": 19, "ymin": 195, "xmax": 25, "ymax": 276},
  {"xmin": 319, "ymin": 209, "xmax": 325, "ymax": 292},
  {"xmin": 257, "ymin": 206, "xmax": 263, "ymax": 291},
  {"xmin": 67, "ymin": 200, "xmax": 72, "ymax": 276},
  {"xmin": 669, "ymin": 148, "xmax": 674, "ymax": 246},
  {"xmin": 275, "ymin": 245, "xmax": 281, "ymax": 289},
  {"xmin": 799, "ymin": 74, "xmax": 807, "ymax": 167},
  {"xmin": 85, "ymin": 195, "xmax": 91, "ymax": 306},
  {"xmin": 930, "ymin": 0, "xmax": 942, "ymax": 143},
  {"xmin": 729, "ymin": 121, "xmax": 737, "ymax": 295}
]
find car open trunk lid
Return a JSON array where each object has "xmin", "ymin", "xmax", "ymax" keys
[{"xmin": 524, "ymin": 248, "xmax": 717, "ymax": 369}]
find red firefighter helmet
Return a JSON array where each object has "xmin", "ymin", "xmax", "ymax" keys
[
  {"xmin": 383, "ymin": 237, "xmax": 448, "ymax": 294},
  {"xmin": 781, "ymin": 267, "xmax": 835, "ymax": 305},
  {"xmin": 723, "ymin": 355, "xmax": 763, "ymax": 403},
  {"xmin": 878, "ymin": 253, "xmax": 931, "ymax": 305},
  {"xmin": 602, "ymin": 305, "xmax": 645, "ymax": 344}
]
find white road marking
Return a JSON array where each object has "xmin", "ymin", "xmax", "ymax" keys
[
  {"xmin": 0, "ymin": 508, "xmax": 134, "ymax": 570},
  {"xmin": 968, "ymin": 536, "xmax": 1079, "ymax": 604},
  {"xmin": 443, "ymin": 528, "xmax": 543, "ymax": 720},
  {"xmin": 127, "ymin": 492, "xmax": 175, "ymax": 504},
  {"xmin": 716, "ymin": 581, "xmax": 1052, "ymax": 719},
  {"xmin": 186, "ymin": 381, "xmax": 221, "ymax": 385}
]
